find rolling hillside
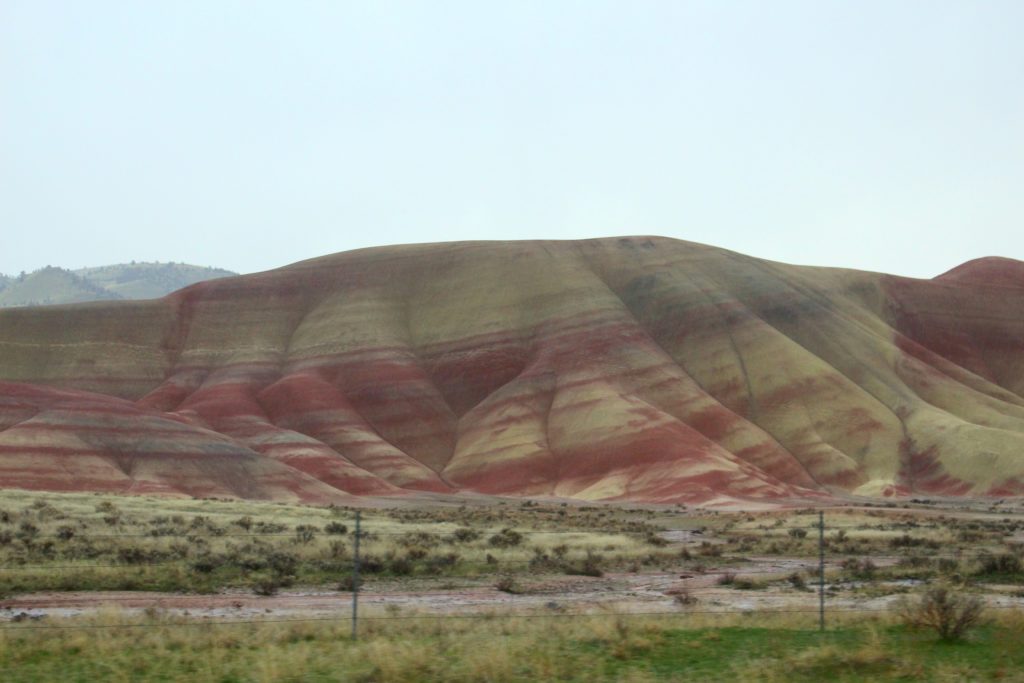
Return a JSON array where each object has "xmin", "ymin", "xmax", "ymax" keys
[
  {"xmin": 0, "ymin": 237, "xmax": 1021, "ymax": 505},
  {"xmin": 0, "ymin": 267, "xmax": 119, "ymax": 307},
  {"xmin": 0, "ymin": 263, "xmax": 235, "ymax": 307},
  {"xmin": 73, "ymin": 262, "xmax": 237, "ymax": 300}
]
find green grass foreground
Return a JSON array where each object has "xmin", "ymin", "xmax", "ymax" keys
[{"xmin": 2, "ymin": 612, "xmax": 1023, "ymax": 682}]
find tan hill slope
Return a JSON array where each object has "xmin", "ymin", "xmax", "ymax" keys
[
  {"xmin": 0, "ymin": 262, "xmax": 235, "ymax": 307},
  {"xmin": 0, "ymin": 237, "xmax": 1022, "ymax": 505}
]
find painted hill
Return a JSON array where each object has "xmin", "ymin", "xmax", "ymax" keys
[
  {"xmin": 0, "ymin": 263, "xmax": 235, "ymax": 307},
  {"xmin": 0, "ymin": 237, "xmax": 1022, "ymax": 505}
]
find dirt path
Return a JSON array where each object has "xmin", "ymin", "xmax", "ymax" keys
[{"xmin": 8, "ymin": 555, "xmax": 1020, "ymax": 623}]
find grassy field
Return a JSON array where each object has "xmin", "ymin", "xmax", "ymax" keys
[
  {"xmin": 0, "ymin": 490, "xmax": 683, "ymax": 595},
  {"xmin": 2, "ymin": 609, "xmax": 1023, "ymax": 682},
  {"xmin": 2, "ymin": 489, "xmax": 1024, "ymax": 681},
  {"xmin": 2, "ymin": 489, "xmax": 1024, "ymax": 599},
  {"xmin": 2, "ymin": 489, "xmax": 1024, "ymax": 602}
]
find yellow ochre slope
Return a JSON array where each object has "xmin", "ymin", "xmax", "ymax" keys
[{"xmin": 0, "ymin": 237, "xmax": 1022, "ymax": 504}]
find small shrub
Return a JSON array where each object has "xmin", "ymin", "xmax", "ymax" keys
[
  {"xmin": 337, "ymin": 575, "xmax": 362, "ymax": 591},
  {"xmin": 190, "ymin": 557, "xmax": 218, "ymax": 574},
  {"xmin": 423, "ymin": 553, "xmax": 460, "ymax": 574},
  {"xmin": 890, "ymin": 534, "xmax": 938, "ymax": 550},
  {"xmin": 389, "ymin": 557, "xmax": 414, "ymax": 576},
  {"xmin": 788, "ymin": 528, "xmax": 808, "ymax": 539},
  {"xmin": 671, "ymin": 589, "xmax": 697, "ymax": 605},
  {"xmin": 267, "ymin": 551, "xmax": 299, "ymax": 577},
  {"xmin": 294, "ymin": 525, "xmax": 317, "ymax": 544},
  {"xmin": 898, "ymin": 554, "xmax": 930, "ymax": 568},
  {"xmin": 495, "ymin": 576, "xmax": 522, "ymax": 594},
  {"xmin": 698, "ymin": 542, "xmax": 722, "ymax": 557},
  {"xmin": 405, "ymin": 547, "xmax": 428, "ymax": 561},
  {"xmin": 398, "ymin": 531, "xmax": 438, "ymax": 547},
  {"xmin": 358, "ymin": 555, "xmax": 384, "ymax": 574},
  {"xmin": 645, "ymin": 533, "xmax": 668, "ymax": 547},
  {"xmin": 450, "ymin": 527, "xmax": 480, "ymax": 543},
  {"xmin": 897, "ymin": 585, "xmax": 984, "ymax": 641},
  {"xmin": 234, "ymin": 554, "xmax": 267, "ymax": 572},
  {"xmin": 325, "ymin": 541, "xmax": 348, "ymax": 559},
  {"xmin": 16, "ymin": 521, "xmax": 39, "ymax": 541},
  {"xmin": 252, "ymin": 573, "xmax": 284, "ymax": 596},
  {"xmin": 232, "ymin": 516, "xmax": 254, "ymax": 530},
  {"xmin": 842, "ymin": 558, "xmax": 877, "ymax": 579},
  {"xmin": 788, "ymin": 572, "xmax": 808, "ymax": 591},
  {"xmin": 324, "ymin": 522, "xmax": 348, "ymax": 535},
  {"xmin": 564, "ymin": 551, "xmax": 604, "ymax": 577},
  {"xmin": 975, "ymin": 552, "xmax": 1022, "ymax": 577},
  {"xmin": 31, "ymin": 502, "xmax": 63, "ymax": 521},
  {"xmin": 716, "ymin": 571, "xmax": 736, "ymax": 586},
  {"xmin": 488, "ymin": 528, "xmax": 523, "ymax": 548},
  {"xmin": 117, "ymin": 546, "xmax": 155, "ymax": 565}
]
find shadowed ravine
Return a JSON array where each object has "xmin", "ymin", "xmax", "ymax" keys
[{"xmin": 1, "ymin": 237, "xmax": 1022, "ymax": 505}]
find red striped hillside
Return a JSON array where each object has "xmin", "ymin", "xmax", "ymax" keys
[{"xmin": 1, "ymin": 237, "xmax": 1022, "ymax": 505}]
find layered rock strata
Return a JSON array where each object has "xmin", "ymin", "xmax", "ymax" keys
[{"xmin": 1, "ymin": 237, "xmax": 1021, "ymax": 504}]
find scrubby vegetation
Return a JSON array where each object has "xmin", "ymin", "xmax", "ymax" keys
[
  {"xmin": 1, "ymin": 608, "xmax": 1024, "ymax": 682},
  {"xmin": 2, "ymin": 491, "xmax": 1024, "ymax": 680},
  {"xmin": 897, "ymin": 584, "xmax": 985, "ymax": 641},
  {"xmin": 0, "ymin": 491, "xmax": 688, "ymax": 596},
  {"xmin": 3, "ymin": 491, "xmax": 1024, "ymax": 606}
]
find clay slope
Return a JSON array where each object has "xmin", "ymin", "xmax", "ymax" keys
[{"xmin": 0, "ymin": 237, "xmax": 1022, "ymax": 505}]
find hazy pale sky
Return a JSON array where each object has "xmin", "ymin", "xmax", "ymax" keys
[{"xmin": 2, "ymin": 1, "xmax": 1022, "ymax": 278}]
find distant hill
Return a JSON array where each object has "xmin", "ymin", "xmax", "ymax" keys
[
  {"xmin": 0, "ymin": 267, "xmax": 121, "ymax": 307},
  {"xmin": 0, "ymin": 262, "xmax": 236, "ymax": 307},
  {"xmin": 73, "ymin": 262, "xmax": 237, "ymax": 300}
]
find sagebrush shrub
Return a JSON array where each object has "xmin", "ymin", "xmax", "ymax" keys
[
  {"xmin": 897, "ymin": 585, "xmax": 984, "ymax": 641},
  {"xmin": 488, "ymin": 528, "xmax": 523, "ymax": 548}
]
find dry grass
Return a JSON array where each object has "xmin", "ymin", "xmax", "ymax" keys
[
  {"xmin": 4, "ymin": 606, "xmax": 1023, "ymax": 682},
  {"xmin": 4, "ymin": 490, "xmax": 1024, "ymax": 681},
  {"xmin": 3, "ymin": 489, "xmax": 1024, "ymax": 602},
  {"xmin": 0, "ymin": 490, "xmax": 686, "ymax": 595},
  {"xmin": 0, "ymin": 606, "xmax": 681, "ymax": 682},
  {"xmin": 733, "ymin": 629, "xmax": 907, "ymax": 682}
]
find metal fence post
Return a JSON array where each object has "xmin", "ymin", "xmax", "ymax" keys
[
  {"xmin": 352, "ymin": 510, "xmax": 361, "ymax": 641},
  {"xmin": 818, "ymin": 510, "xmax": 825, "ymax": 632}
]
